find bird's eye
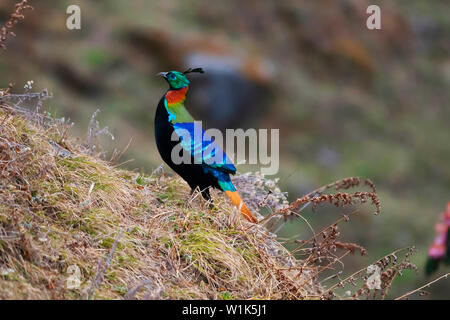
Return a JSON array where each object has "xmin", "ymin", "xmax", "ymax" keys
[{"xmin": 167, "ymin": 73, "xmax": 175, "ymax": 80}]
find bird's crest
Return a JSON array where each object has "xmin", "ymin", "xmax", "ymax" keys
[{"xmin": 183, "ymin": 67, "xmax": 205, "ymax": 75}]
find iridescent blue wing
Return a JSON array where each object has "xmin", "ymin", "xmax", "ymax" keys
[{"xmin": 172, "ymin": 122, "xmax": 236, "ymax": 174}]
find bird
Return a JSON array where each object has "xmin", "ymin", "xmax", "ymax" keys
[{"xmin": 154, "ymin": 68, "xmax": 258, "ymax": 223}]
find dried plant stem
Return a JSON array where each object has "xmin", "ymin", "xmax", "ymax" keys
[
  {"xmin": 395, "ymin": 273, "xmax": 450, "ymax": 300},
  {"xmin": 260, "ymin": 177, "xmax": 379, "ymax": 226},
  {"xmin": 326, "ymin": 246, "xmax": 412, "ymax": 293},
  {"xmin": 297, "ymin": 251, "xmax": 352, "ymax": 295},
  {"xmin": 291, "ymin": 210, "xmax": 360, "ymax": 254}
]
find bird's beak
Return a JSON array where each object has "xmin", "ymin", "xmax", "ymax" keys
[{"xmin": 157, "ymin": 72, "xmax": 168, "ymax": 78}]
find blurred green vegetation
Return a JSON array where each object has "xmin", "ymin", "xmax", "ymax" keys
[{"xmin": 1, "ymin": 0, "xmax": 449, "ymax": 298}]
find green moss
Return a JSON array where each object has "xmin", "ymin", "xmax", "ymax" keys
[
  {"xmin": 135, "ymin": 175, "xmax": 147, "ymax": 186},
  {"xmin": 100, "ymin": 237, "xmax": 115, "ymax": 249},
  {"xmin": 105, "ymin": 271, "xmax": 118, "ymax": 282},
  {"xmin": 220, "ymin": 291, "xmax": 235, "ymax": 300},
  {"xmin": 114, "ymin": 284, "xmax": 128, "ymax": 296},
  {"xmin": 166, "ymin": 287, "xmax": 198, "ymax": 299}
]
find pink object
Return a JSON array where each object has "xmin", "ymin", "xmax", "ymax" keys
[
  {"xmin": 428, "ymin": 243, "xmax": 446, "ymax": 259},
  {"xmin": 428, "ymin": 202, "xmax": 450, "ymax": 260}
]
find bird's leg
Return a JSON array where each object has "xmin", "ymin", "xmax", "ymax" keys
[
  {"xmin": 208, "ymin": 202, "xmax": 217, "ymax": 211},
  {"xmin": 200, "ymin": 188, "xmax": 217, "ymax": 211},
  {"xmin": 200, "ymin": 188, "xmax": 211, "ymax": 201},
  {"xmin": 189, "ymin": 186, "xmax": 203, "ymax": 200},
  {"xmin": 189, "ymin": 187, "xmax": 215, "ymax": 210}
]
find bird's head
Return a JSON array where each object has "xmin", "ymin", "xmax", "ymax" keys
[{"xmin": 158, "ymin": 68, "xmax": 204, "ymax": 90}]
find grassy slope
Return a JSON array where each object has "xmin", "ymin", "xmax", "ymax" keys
[{"xmin": 0, "ymin": 107, "xmax": 320, "ymax": 299}]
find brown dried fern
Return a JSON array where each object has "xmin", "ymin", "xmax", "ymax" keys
[{"xmin": 0, "ymin": 0, "xmax": 33, "ymax": 49}]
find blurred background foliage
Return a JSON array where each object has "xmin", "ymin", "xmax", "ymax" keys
[{"xmin": 1, "ymin": 0, "xmax": 449, "ymax": 298}]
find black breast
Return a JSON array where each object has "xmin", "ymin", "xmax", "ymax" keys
[
  {"xmin": 154, "ymin": 96, "xmax": 221, "ymax": 192},
  {"xmin": 154, "ymin": 96, "xmax": 177, "ymax": 167}
]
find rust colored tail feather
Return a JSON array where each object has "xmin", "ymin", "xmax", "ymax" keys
[{"xmin": 225, "ymin": 191, "xmax": 258, "ymax": 223}]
